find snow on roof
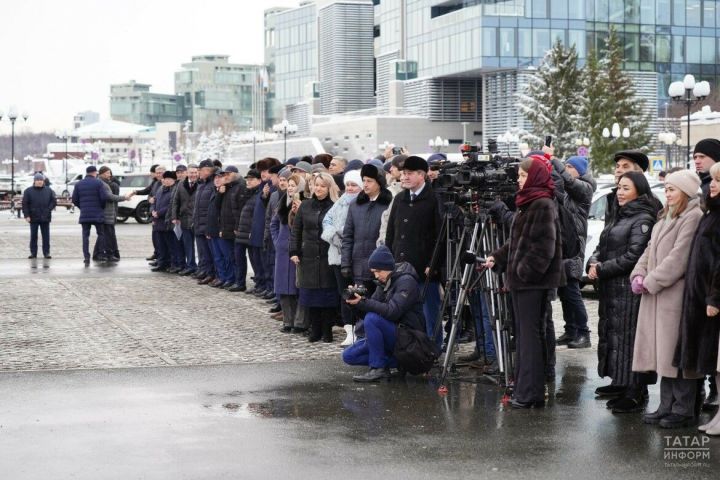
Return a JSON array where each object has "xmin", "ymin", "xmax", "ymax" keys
[
  {"xmin": 71, "ymin": 119, "xmax": 153, "ymax": 138},
  {"xmin": 682, "ymin": 106, "xmax": 720, "ymax": 125}
]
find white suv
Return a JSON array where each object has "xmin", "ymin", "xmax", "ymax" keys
[{"xmin": 114, "ymin": 173, "xmax": 153, "ymax": 224}]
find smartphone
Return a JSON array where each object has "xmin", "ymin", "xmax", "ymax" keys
[
  {"xmin": 392, "ymin": 146, "xmax": 402, "ymax": 155},
  {"xmin": 544, "ymin": 135, "xmax": 553, "ymax": 147}
]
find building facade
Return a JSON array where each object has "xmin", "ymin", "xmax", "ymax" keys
[
  {"xmin": 110, "ymin": 81, "xmax": 186, "ymax": 126},
  {"xmin": 174, "ymin": 55, "xmax": 265, "ymax": 132}
]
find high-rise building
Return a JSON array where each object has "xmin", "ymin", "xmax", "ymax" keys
[
  {"xmin": 374, "ymin": 0, "xmax": 720, "ymax": 148},
  {"xmin": 174, "ymin": 55, "xmax": 265, "ymax": 132},
  {"xmin": 264, "ymin": 2, "xmax": 318, "ymax": 129},
  {"xmin": 110, "ymin": 80, "xmax": 186, "ymax": 126},
  {"xmin": 73, "ymin": 111, "xmax": 100, "ymax": 130}
]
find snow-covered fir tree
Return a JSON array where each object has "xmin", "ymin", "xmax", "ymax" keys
[{"xmin": 517, "ymin": 40, "xmax": 582, "ymax": 159}]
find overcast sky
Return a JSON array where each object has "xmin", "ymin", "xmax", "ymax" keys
[{"xmin": 0, "ymin": 0, "xmax": 300, "ymax": 133}]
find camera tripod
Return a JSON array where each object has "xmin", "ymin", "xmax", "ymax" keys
[{"xmin": 426, "ymin": 204, "xmax": 514, "ymax": 394}]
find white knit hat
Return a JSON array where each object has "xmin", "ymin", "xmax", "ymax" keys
[
  {"xmin": 665, "ymin": 169, "xmax": 701, "ymax": 198},
  {"xmin": 344, "ymin": 169, "xmax": 362, "ymax": 187}
]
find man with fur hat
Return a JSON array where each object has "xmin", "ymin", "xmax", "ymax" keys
[{"xmin": 385, "ymin": 155, "xmax": 444, "ymax": 347}]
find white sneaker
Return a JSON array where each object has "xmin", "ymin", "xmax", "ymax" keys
[{"xmin": 340, "ymin": 325, "xmax": 355, "ymax": 347}]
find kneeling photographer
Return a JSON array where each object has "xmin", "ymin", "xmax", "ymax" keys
[{"xmin": 342, "ymin": 245, "xmax": 426, "ymax": 382}]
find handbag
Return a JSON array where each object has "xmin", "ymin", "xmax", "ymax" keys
[{"xmin": 393, "ymin": 323, "xmax": 440, "ymax": 375}]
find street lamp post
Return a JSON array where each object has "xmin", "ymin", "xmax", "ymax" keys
[
  {"xmin": 658, "ymin": 132, "xmax": 678, "ymax": 169},
  {"xmin": 272, "ymin": 120, "xmax": 297, "ymax": 162},
  {"xmin": 668, "ymin": 75, "xmax": 711, "ymax": 167},
  {"xmin": 428, "ymin": 136, "xmax": 449, "ymax": 153},
  {"xmin": 56, "ymin": 130, "xmax": 70, "ymax": 195},
  {"xmin": 0, "ymin": 107, "xmax": 29, "ymax": 202},
  {"xmin": 496, "ymin": 131, "xmax": 519, "ymax": 156}
]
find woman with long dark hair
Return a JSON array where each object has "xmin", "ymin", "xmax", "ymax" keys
[
  {"xmin": 485, "ymin": 157, "xmax": 564, "ymax": 408},
  {"xmin": 588, "ymin": 171, "xmax": 662, "ymax": 413}
]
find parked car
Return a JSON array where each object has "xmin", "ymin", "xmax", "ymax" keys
[
  {"xmin": 582, "ymin": 185, "xmax": 666, "ymax": 289},
  {"xmin": 113, "ymin": 173, "xmax": 153, "ymax": 224}
]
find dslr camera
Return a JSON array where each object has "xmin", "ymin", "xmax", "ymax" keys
[{"xmin": 342, "ymin": 284, "xmax": 368, "ymax": 300}]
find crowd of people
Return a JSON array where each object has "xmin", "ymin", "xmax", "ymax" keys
[{"xmin": 24, "ymin": 135, "xmax": 720, "ymax": 429}]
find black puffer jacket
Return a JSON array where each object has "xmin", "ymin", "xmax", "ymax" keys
[
  {"xmin": 235, "ymin": 186, "xmax": 260, "ymax": 245},
  {"xmin": 355, "ymin": 261, "xmax": 425, "ymax": 332},
  {"xmin": 673, "ymin": 193, "xmax": 720, "ymax": 375},
  {"xmin": 289, "ymin": 195, "xmax": 336, "ymax": 289},
  {"xmin": 216, "ymin": 179, "xmax": 247, "ymax": 240},
  {"xmin": 192, "ymin": 174, "xmax": 216, "ymax": 236},
  {"xmin": 552, "ymin": 159, "xmax": 596, "ymax": 279},
  {"xmin": 589, "ymin": 194, "xmax": 660, "ymax": 384}
]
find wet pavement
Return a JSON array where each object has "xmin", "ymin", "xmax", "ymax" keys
[{"xmin": 1, "ymin": 211, "xmax": 719, "ymax": 479}]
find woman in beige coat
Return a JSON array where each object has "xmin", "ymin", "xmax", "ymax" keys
[{"xmin": 631, "ymin": 169, "xmax": 703, "ymax": 428}]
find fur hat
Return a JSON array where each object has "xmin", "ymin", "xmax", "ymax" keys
[
  {"xmin": 402, "ymin": 155, "xmax": 429, "ymax": 172},
  {"xmin": 360, "ymin": 164, "xmax": 386, "ymax": 188},
  {"xmin": 162, "ymin": 171, "xmax": 177, "ymax": 180}
]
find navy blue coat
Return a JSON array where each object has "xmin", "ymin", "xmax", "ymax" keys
[
  {"xmin": 192, "ymin": 175, "xmax": 215, "ymax": 235},
  {"xmin": 72, "ymin": 175, "xmax": 108, "ymax": 224},
  {"xmin": 152, "ymin": 185, "xmax": 174, "ymax": 231},
  {"xmin": 355, "ymin": 261, "xmax": 425, "ymax": 332},
  {"xmin": 22, "ymin": 185, "xmax": 57, "ymax": 223},
  {"xmin": 270, "ymin": 195, "xmax": 298, "ymax": 296}
]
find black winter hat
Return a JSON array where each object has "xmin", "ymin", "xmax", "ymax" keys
[
  {"xmin": 694, "ymin": 138, "xmax": 720, "ymax": 163},
  {"xmin": 245, "ymin": 169, "xmax": 261, "ymax": 180},
  {"xmin": 162, "ymin": 171, "xmax": 177, "ymax": 180},
  {"xmin": 368, "ymin": 245, "xmax": 395, "ymax": 271},
  {"xmin": 613, "ymin": 150, "xmax": 649, "ymax": 172},
  {"xmin": 402, "ymin": 155, "xmax": 429, "ymax": 173},
  {"xmin": 198, "ymin": 159, "xmax": 214, "ymax": 169},
  {"xmin": 360, "ymin": 164, "xmax": 386, "ymax": 188},
  {"xmin": 269, "ymin": 164, "xmax": 284, "ymax": 174}
]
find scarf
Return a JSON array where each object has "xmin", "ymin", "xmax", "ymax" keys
[{"xmin": 515, "ymin": 158, "xmax": 554, "ymax": 208}]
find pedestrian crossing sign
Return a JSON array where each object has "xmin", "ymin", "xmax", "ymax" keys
[{"xmin": 652, "ymin": 159, "xmax": 664, "ymax": 171}]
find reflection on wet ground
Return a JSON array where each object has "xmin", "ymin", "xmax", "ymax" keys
[{"xmin": 1, "ymin": 358, "xmax": 719, "ymax": 479}]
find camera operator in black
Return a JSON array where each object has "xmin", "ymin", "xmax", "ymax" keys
[
  {"xmin": 343, "ymin": 245, "xmax": 425, "ymax": 382},
  {"xmin": 551, "ymin": 155, "xmax": 596, "ymax": 349}
]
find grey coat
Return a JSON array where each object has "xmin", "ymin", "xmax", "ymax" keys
[{"xmin": 101, "ymin": 179, "xmax": 125, "ymax": 225}]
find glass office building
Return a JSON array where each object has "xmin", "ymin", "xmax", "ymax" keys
[{"xmin": 110, "ymin": 81, "xmax": 186, "ymax": 127}]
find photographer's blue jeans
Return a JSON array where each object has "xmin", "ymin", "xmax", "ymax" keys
[
  {"xmin": 342, "ymin": 313, "xmax": 398, "ymax": 369},
  {"xmin": 469, "ymin": 290, "xmax": 496, "ymax": 360},
  {"xmin": 558, "ymin": 279, "xmax": 589, "ymax": 336},
  {"xmin": 211, "ymin": 237, "xmax": 235, "ymax": 284}
]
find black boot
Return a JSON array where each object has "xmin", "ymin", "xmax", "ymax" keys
[
  {"xmin": 321, "ymin": 316, "xmax": 333, "ymax": 343},
  {"xmin": 308, "ymin": 317, "xmax": 322, "ymax": 343}
]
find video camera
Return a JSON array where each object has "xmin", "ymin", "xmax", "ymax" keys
[{"xmin": 434, "ymin": 143, "xmax": 520, "ymax": 206}]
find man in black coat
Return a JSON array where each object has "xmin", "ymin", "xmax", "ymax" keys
[
  {"xmin": 192, "ymin": 160, "xmax": 217, "ymax": 283},
  {"xmin": 551, "ymin": 156, "xmax": 596, "ymax": 349},
  {"xmin": 172, "ymin": 164, "xmax": 199, "ymax": 275},
  {"xmin": 151, "ymin": 171, "xmax": 177, "ymax": 272},
  {"xmin": 22, "ymin": 173, "xmax": 57, "ymax": 259},
  {"xmin": 212, "ymin": 165, "xmax": 247, "ymax": 288},
  {"xmin": 72, "ymin": 166, "xmax": 109, "ymax": 264},
  {"xmin": 343, "ymin": 246, "xmax": 425, "ymax": 382},
  {"xmin": 234, "ymin": 169, "xmax": 262, "ymax": 292},
  {"xmin": 693, "ymin": 138, "xmax": 720, "ymax": 198},
  {"xmin": 133, "ymin": 164, "xmax": 164, "ymax": 262},
  {"xmin": 385, "ymin": 155, "xmax": 443, "ymax": 347}
]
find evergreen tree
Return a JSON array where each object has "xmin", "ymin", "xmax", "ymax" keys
[
  {"xmin": 585, "ymin": 28, "xmax": 653, "ymax": 173},
  {"xmin": 517, "ymin": 39, "xmax": 582, "ymax": 159}
]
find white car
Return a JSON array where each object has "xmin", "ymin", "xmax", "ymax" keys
[
  {"xmin": 113, "ymin": 173, "xmax": 153, "ymax": 224},
  {"xmin": 582, "ymin": 184, "xmax": 666, "ymax": 288}
]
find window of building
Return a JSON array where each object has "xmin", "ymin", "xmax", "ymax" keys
[
  {"xmin": 656, "ymin": 0, "xmax": 672, "ymax": 23},
  {"xmin": 672, "ymin": 35, "xmax": 685, "ymax": 62},
  {"xmin": 550, "ymin": 0, "xmax": 568, "ymax": 19},
  {"xmin": 533, "ymin": 29, "xmax": 550, "ymax": 57},
  {"xmin": 639, "ymin": 0, "xmax": 656, "ymax": 22},
  {"xmin": 569, "ymin": 29, "xmax": 586, "ymax": 57},
  {"xmin": 686, "ymin": 36, "xmax": 701, "ymax": 62},
  {"xmin": 569, "ymin": 1, "xmax": 585, "ymax": 19},
  {"xmin": 518, "ymin": 29, "xmax": 532, "ymax": 57},
  {"xmin": 595, "ymin": 0, "xmax": 610, "ymax": 21},
  {"xmin": 640, "ymin": 32, "xmax": 655, "ymax": 61},
  {"xmin": 673, "ymin": 0, "xmax": 686, "ymax": 25},
  {"xmin": 704, "ymin": 0, "xmax": 716, "ymax": 27},
  {"xmin": 624, "ymin": 32, "xmax": 640, "ymax": 61},
  {"xmin": 500, "ymin": 28, "xmax": 515, "ymax": 57},
  {"xmin": 609, "ymin": 0, "xmax": 625, "ymax": 21},
  {"xmin": 701, "ymin": 36, "xmax": 716, "ymax": 63},
  {"xmin": 686, "ymin": 0, "xmax": 701, "ymax": 26},
  {"xmin": 656, "ymin": 33, "xmax": 672, "ymax": 61},
  {"xmin": 483, "ymin": 28, "xmax": 497, "ymax": 56},
  {"xmin": 533, "ymin": 0, "xmax": 547, "ymax": 18}
]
